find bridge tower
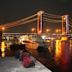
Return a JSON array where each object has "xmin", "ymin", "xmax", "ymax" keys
[
  {"xmin": 62, "ymin": 15, "xmax": 69, "ymax": 34},
  {"xmin": 37, "ymin": 11, "xmax": 44, "ymax": 34}
]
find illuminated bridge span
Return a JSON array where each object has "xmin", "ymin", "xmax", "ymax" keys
[
  {"xmin": 3, "ymin": 32, "xmax": 72, "ymax": 36},
  {"xmin": 2, "ymin": 33, "xmax": 72, "ymax": 40},
  {"xmin": 0, "ymin": 10, "xmax": 72, "ymax": 35}
]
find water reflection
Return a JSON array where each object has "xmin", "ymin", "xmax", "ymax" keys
[
  {"xmin": 1, "ymin": 37, "xmax": 72, "ymax": 72},
  {"xmin": 54, "ymin": 40, "xmax": 61, "ymax": 63},
  {"xmin": 1, "ymin": 41, "xmax": 6, "ymax": 57},
  {"xmin": 54, "ymin": 39, "xmax": 71, "ymax": 72}
]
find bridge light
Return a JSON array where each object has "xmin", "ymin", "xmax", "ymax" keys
[
  {"xmin": 1, "ymin": 41, "xmax": 5, "ymax": 57},
  {"xmin": 37, "ymin": 10, "xmax": 44, "ymax": 16},
  {"xmin": 55, "ymin": 29, "xmax": 61, "ymax": 33},
  {"xmin": 2, "ymin": 27, "xmax": 5, "ymax": 31},
  {"xmin": 46, "ymin": 29, "xmax": 50, "ymax": 33},
  {"xmin": 31, "ymin": 28, "xmax": 36, "ymax": 32},
  {"xmin": 62, "ymin": 16, "xmax": 66, "ymax": 21},
  {"xmin": 41, "ymin": 35, "xmax": 46, "ymax": 39},
  {"xmin": 61, "ymin": 37, "xmax": 68, "ymax": 41}
]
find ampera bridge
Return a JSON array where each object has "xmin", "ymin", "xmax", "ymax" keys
[
  {"xmin": 0, "ymin": 10, "xmax": 72, "ymax": 54},
  {"xmin": 0, "ymin": 10, "xmax": 72, "ymax": 72},
  {"xmin": 0, "ymin": 10, "xmax": 72, "ymax": 34}
]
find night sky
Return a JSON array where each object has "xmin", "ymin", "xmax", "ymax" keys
[{"xmin": 0, "ymin": 0, "xmax": 72, "ymax": 32}]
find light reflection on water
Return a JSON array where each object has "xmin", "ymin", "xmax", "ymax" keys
[
  {"xmin": 53, "ymin": 39, "xmax": 72, "ymax": 71},
  {"xmin": 28, "ymin": 39, "xmax": 72, "ymax": 71},
  {"xmin": 1, "ymin": 41, "xmax": 6, "ymax": 57},
  {"xmin": 1, "ymin": 38, "xmax": 72, "ymax": 72},
  {"xmin": 54, "ymin": 40, "xmax": 61, "ymax": 63}
]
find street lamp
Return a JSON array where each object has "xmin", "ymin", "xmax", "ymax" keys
[
  {"xmin": 2, "ymin": 27, "xmax": 5, "ymax": 31},
  {"xmin": 46, "ymin": 29, "xmax": 50, "ymax": 33},
  {"xmin": 55, "ymin": 29, "xmax": 61, "ymax": 33},
  {"xmin": 31, "ymin": 28, "xmax": 36, "ymax": 33}
]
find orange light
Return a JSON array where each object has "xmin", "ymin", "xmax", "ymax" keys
[
  {"xmin": 55, "ymin": 29, "xmax": 61, "ymax": 33},
  {"xmin": 55, "ymin": 40, "xmax": 61, "ymax": 61},
  {"xmin": 38, "ymin": 30, "xmax": 42, "ymax": 35},
  {"xmin": 2, "ymin": 27, "xmax": 5, "ymax": 31},
  {"xmin": 1, "ymin": 41, "xmax": 5, "ymax": 57},
  {"xmin": 61, "ymin": 37, "xmax": 68, "ymax": 40},
  {"xmin": 56, "ymin": 29, "xmax": 59, "ymax": 33},
  {"xmin": 46, "ymin": 29, "xmax": 50, "ymax": 32},
  {"xmin": 62, "ymin": 16, "xmax": 66, "ymax": 21},
  {"xmin": 31, "ymin": 28, "xmax": 35, "ymax": 32}
]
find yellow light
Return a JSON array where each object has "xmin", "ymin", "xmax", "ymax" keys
[
  {"xmin": 46, "ymin": 29, "xmax": 50, "ymax": 32},
  {"xmin": 46, "ymin": 40, "xmax": 51, "ymax": 43},
  {"xmin": 51, "ymin": 37, "xmax": 55, "ymax": 40},
  {"xmin": 1, "ymin": 41, "xmax": 5, "ymax": 51},
  {"xmin": 1, "ymin": 41, "xmax": 5, "ymax": 57},
  {"xmin": 55, "ymin": 29, "xmax": 61, "ymax": 33},
  {"xmin": 56, "ymin": 29, "xmax": 59, "ymax": 33},
  {"xmin": 55, "ymin": 40, "xmax": 61, "ymax": 61},
  {"xmin": 61, "ymin": 37, "xmax": 68, "ymax": 40},
  {"xmin": 2, "ymin": 52, "xmax": 5, "ymax": 57}
]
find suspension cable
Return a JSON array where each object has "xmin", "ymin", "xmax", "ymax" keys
[
  {"xmin": 44, "ymin": 12, "xmax": 61, "ymax": 18},
  {"xmin": 43, "ymin": 17, "xmax": 62, "ymax": 23},
  {"xmin": 2, "ymin": 13, "xmax": 37, "ymax": 28},
  {"xmin": 5, "ymin": 18, "xmax": 37, "ymax": 29}
]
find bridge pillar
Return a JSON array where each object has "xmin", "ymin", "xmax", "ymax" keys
[
  {"xmin": 62, "ymin": 15, "xmax": 69, "ymax": 34},
  {"xmin": 37, "ymin": 11, "xmax": 44, "ymax": 34},
  {"xmin": 65, "ymin": 15, "xmax": 69, "ymax": 34}
]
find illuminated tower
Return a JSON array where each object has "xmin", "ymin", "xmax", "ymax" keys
[
  {"xmin": 37, "ymin": 11, "xmax": 44, "ymax": 34},
  {"xmin": 62, "ymin": 15, "xmax": 69, "ymax": 34}
]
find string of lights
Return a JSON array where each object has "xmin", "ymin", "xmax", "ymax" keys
[{"xmin": 44, "ymin": 12, "xmax": 61, "ymax": 18}]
